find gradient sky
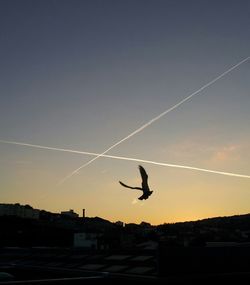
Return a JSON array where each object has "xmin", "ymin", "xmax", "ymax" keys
[{"xmin": 0, "ymin": 0, "xmax": 250, "ymax": 225}]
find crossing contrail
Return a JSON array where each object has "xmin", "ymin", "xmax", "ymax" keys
[
  {"xmin": 1, "ymin": 139, "xmax": 250, "ymax": 180},
  {"xmin": 59, "ymin": 56, "xmax": 250, "ymax": 184}
]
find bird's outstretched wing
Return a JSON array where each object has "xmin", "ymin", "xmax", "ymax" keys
[
  {"xmin": 138, "ymin": 165, "xmax": 149, "ymax": 190},
  {"xmin": 119, "ymin": 181, "xmax": 142, "ymax": 191}
]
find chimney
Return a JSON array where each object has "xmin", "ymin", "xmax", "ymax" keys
[{"xmin": 82, "ymin": 209, "xmax": 85, "ymax": 218}]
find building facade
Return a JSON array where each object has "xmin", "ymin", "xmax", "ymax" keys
[{"xmin": 0, "ymin": 203, "xmax": 40, "ymax": 219}]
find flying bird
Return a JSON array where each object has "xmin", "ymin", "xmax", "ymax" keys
[{"xmin": 119, "ymin": 165, "xmax": 153, "ymax": 200}]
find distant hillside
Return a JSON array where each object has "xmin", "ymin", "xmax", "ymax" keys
[
  {"xmin": 170, "ymin": 213, "xmax": 250, "ymax": 230},
  {"xmin": 157, "ymin": 213, "xmax": 250, "ymax": 245}
]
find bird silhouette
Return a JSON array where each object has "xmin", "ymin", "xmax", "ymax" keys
[{"xmin": 119, "ymin": 165, "xmax": 153, "ymax": 200}]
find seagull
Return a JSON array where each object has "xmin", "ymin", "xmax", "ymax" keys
[{"xmin": 119, "ymin": 165, "xmax": 153, "ymax": 200}]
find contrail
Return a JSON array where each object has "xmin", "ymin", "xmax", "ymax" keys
[
  {"xmin": 59, "ymin": 56, "xmax": 250, "ymax": 184},
  {"xmin": 1, "ymin": 139, "xmax": 250, "ymax": 179}
]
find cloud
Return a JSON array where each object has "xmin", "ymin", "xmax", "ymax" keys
[
  {"xmin": 162, "ymin": 138, "xmax": 241, "ymax": 165},
  {"xmin": 132, "ymin": 198, "xmax": 138, "ymax": 205},
  {"xmin": 162, "ymin": 139, "xmax": 215, "ymax": 160},
  {"xmin": 210, "ymin": 145, "xmax": 240, "ymax": 163},
  {"xmin": 131, "ymin": 198, "xmax": 145, "ymax": 206}
]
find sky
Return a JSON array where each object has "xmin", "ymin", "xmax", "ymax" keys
[{"xmin": 0, "ymin": 0, "xmax": 250, "ymax": 225}]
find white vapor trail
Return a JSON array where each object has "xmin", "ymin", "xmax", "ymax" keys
[
  {"xmin": 0, "ymin": 139, "xmax": 250, "ymax": 180},
  {"xmin": 59, "ymin": 56, "xmax": 250, "ymax": 184}
]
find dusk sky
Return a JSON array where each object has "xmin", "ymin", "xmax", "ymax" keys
[{"xmin": 0, "ymin": 0, "xmax": 250, "ymax": 225}]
